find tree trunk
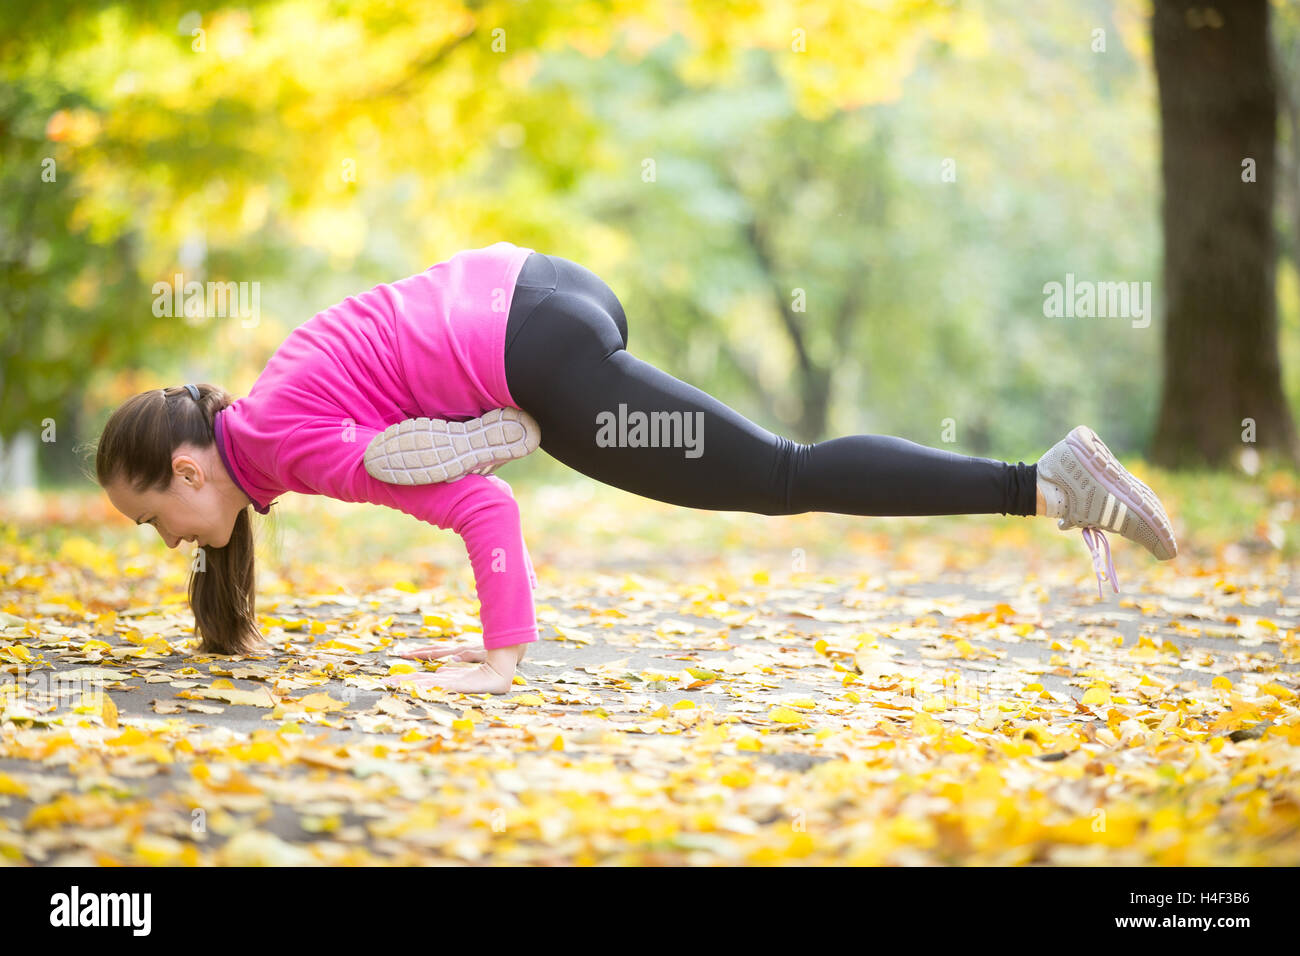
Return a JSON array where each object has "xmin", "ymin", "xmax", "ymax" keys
[
  {"xmin": 1150, "ymin": 0, "xmax": 1300, "ymax": 468},
  {"xmin": 796, "ymin": 365, "xmax": 831, "ymax": 443}
]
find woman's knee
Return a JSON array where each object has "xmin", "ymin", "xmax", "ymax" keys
[{"xmin": 755, "ymin": 436, "xmax": 812, "ymax": 516}]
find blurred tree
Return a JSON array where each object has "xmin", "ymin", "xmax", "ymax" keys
[
  {"xmin": 1150, "ymin": 0, "xmax": 1300, "ymax": 468},
  {"xmin": 563, "ymin": 43, "xmax": 888, "ymax": 442},
  {"xmin": 1275, "ymin": 1, "xmax": 1300, "ymax": 300}
]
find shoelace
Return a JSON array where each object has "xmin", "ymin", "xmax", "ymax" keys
[{"xmin": 1080, "ymin": 527, "xmax": 1120, "ymax": 598}]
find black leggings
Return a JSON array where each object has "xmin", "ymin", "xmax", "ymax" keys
[{"xmin": 502, "ymin": 251, "xmax": 1037, "ymax": 517}]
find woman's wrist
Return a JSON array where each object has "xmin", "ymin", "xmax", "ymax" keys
[{"xmin": 484, "ymin": 643, "xmax": 527, "ymax": 679}]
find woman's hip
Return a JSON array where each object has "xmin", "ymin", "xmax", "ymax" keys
[{"xmin": 504, "ymin": 253, "xmax": 629, "ymax": 402}]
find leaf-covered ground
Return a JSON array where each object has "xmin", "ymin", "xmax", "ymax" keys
[{"xmin": 1, "ymin": 466, "xmax": 1298, "ymax": 865}]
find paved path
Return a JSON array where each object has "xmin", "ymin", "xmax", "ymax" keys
[{"xmin": 2, "ymin": 550, "xmax": 1296, "ymax": 865}]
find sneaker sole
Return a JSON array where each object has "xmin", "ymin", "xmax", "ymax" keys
[
  {"xmin": 1064, "ymin": 425, "xmax": 1178, "ymax": 560},
  {"xmin": 364, "ymin": 408, "xmax": 541, "ymax": 485}
]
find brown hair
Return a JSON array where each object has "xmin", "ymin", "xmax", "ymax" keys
[{"xmin": 93, "ymin": 383, "xmax": 267, "ymax": 656}]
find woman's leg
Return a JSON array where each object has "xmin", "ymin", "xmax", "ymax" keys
[{"xmin": 503, "ymin": 253, "xmax": 1038, "ymax": 518}]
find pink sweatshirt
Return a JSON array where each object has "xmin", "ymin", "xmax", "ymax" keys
[{"xmin": 213, "ymin": 240, "xmax": 541, "ymax": 649}]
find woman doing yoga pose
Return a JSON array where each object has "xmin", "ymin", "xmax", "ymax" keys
[{"xmin": 96, "ymin": 242, "xmax": 1177, "ymax": 694}]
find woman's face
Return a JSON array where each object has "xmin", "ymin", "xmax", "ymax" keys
[{"xmin": 105, "ymin": 445, "xmax": 238, "ymax": 550}]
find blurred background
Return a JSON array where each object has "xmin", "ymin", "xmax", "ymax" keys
[{"xmin": 1, "ymin": 0, "xmax": 1298, "ymax": 570}]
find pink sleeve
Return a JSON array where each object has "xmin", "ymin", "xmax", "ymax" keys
[{"xmin": 279, "ymin": 421, "xmax": 540, "ymax": 650}]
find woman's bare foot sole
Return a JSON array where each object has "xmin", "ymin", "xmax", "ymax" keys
[{"xmin": 364, "ymin": 407, "xmax": 541, "ymax": 484}]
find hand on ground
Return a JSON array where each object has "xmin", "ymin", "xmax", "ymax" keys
[
  {"xmin": 393, "ymin": 642, "xmax": 487, "ymax": 663},
  {"xmin": 392, "ymin": 642, "xmax": 529, "ymax": 664},
  {"xmin": 384, "ymin": 662, "xmax": 515, "ymax": 695},
  {"xmin": 384, "ymin": 643, "xmax": 526, "ymax": 695}
]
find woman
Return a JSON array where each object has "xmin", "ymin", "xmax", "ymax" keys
[{"xmin": 95, "ymin": 241, "xmax": 1177, "ymax": 695}]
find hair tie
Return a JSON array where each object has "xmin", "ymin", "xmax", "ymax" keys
[{"xmin": 183, "ymin": 384, "xmax": 200, "ymax": 401}]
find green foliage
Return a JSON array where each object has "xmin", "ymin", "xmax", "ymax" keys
[{"xmin": 2, "ymin": 0, "xmax": 1296, "ymax": 483}]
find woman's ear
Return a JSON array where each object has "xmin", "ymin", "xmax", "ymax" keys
[{"xmin": 171, "ymin": 452, "xmax": 205, "ymax": 488}]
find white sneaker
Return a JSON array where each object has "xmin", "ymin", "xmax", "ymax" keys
[
  {"xmin": 363, "ymin": 407, "xmax": 541, "ymax": 485},
  {"xmin": 1036, "ymin": 424, "xmax": 1178, "ymax": 598}
]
